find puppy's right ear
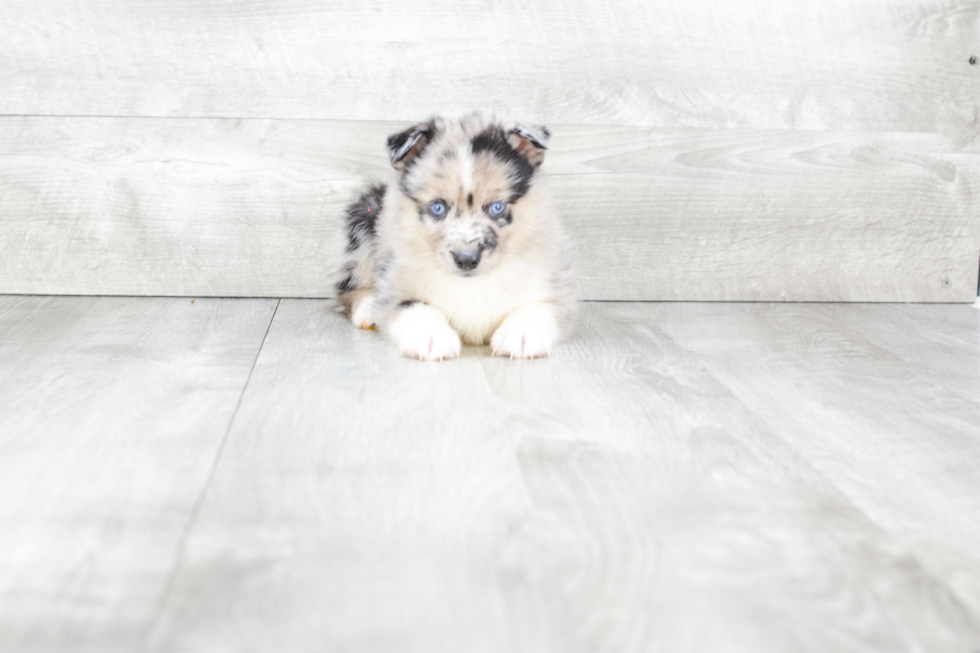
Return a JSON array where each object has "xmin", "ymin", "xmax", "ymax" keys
[{"xmin": 386, "ymin": 123, "xmax": 431, "ymax": 169}]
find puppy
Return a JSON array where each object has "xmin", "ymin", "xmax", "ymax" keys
[{"xmin": 333, "ymin": 113, "xmax": 575, "ymax": 361}]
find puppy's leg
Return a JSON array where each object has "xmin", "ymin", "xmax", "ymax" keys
[
  {"xmin": 345, "ymin": 289, "xmax": 377, "ymax": 330},
  {"xmin": 491, "ymin": 302, "xmax": 559, "ymax": 359},
  {"xmin": 387, "ymin": 302, "xmax": 462, "ymax": 362}
]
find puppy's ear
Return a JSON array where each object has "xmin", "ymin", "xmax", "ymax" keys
[
  {"xmin": 387, "ymin": 123, "xmax": 432, "ymax": 169},
  {"xmin": 507, "ymin": 124, "xmax": 550, "ymax": 168}
]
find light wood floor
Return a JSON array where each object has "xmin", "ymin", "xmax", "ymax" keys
[{"xmin": 1, "ymin": 296, "xmax": 979, "ymax": 653}]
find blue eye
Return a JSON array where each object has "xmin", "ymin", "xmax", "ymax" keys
[
  {"xmin": 489, "ymin": 201, "xmax": 506, "ymax": 216},
  {"xmin": 428, "ymin": 201, "xmax": 447, "ymax": 218}
]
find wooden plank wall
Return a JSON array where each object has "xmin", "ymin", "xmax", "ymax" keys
[{"xmin": 1, "ymin": 0, "xmax": 978, "ymax": 301}]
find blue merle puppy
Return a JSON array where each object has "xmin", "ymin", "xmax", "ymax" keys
[{"xmin": 334, "ymin": 113, "xmax": 575, "ymax": 361}]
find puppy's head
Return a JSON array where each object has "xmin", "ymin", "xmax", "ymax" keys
[{"xmin": 386, "ymin": 114, "xmax": 549, "ymax": 276}]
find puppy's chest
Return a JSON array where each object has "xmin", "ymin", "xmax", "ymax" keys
[{"xmin": 415, "ymin": 263, "xmax": 547, "ymax": 344}]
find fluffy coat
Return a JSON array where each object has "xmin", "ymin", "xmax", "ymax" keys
[{"xmin": 333, "ymin": 113, "xmax": 575, "ymax": 360}]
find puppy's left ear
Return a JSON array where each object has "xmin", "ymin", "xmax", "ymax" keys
[{"xmin": 507, "ymin": 124, "xmax": 550, "ymax": 168}]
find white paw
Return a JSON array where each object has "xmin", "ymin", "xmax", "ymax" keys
[
  {"xmin": 388, "ymin": 304, "xmax": 461, "ymax": 362},
  {"xmin": 351, "ymin": 294, "xmax": 376, "ymax": 330},
  {"xmin": 491, "ymin": 304, "xmax": 558, "ymax": 360}
]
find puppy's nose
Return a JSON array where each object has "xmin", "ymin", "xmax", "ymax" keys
[{"xmin": 453, "ymin": 249, "xmax": 480, "ymax": 271}]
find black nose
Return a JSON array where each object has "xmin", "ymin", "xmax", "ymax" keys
[{"xmin": 453, "ymin": 250, "xmax": 480, "ymax": 271}]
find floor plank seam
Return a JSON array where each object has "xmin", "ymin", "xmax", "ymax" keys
[{"xmin": 134, "ymin": 297, "xmax": 281, "ymax": 651}]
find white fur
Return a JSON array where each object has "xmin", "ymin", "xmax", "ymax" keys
[
  {"xmin": 388, "ymin": 303, "xmax": 462, "ymax": 361},
  {"xmin": 380, "ymin": 181, "xmax": 566, "ymax": 347},
  {"xmin": 335, "ymin": 113, "xmax": 577, "ymax": 362},
  {"xmin": 490, "ymin": 302, "xmax": 559, "ymax": 359},
  {"xmin": 458, "ymin": 142, "xmax": 474, "ymax": 197},
  {"xmin": 350, "ymin": 294, "xmax": 376, "ymax": 330},
  {"xmin": 399, "ymin": 254, "xmax": 553, "ymax": 346}
]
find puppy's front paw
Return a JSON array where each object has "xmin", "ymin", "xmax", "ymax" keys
[
  {"xmin": 388, "ymin": 304, "xmax": 461, "ymax": 362},
  {"xmin": 491, "ymin": 303, "xmax": 559, "ymax": 360},
  {"xmin": 350, "ymin": 293, "xmax": 376, "ymax": 330}
]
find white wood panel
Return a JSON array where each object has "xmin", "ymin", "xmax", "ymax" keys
[
  {"xmin": 0, "ymin": 296, "xmax": 278, "ymax": 653},
  {"xmin": 1, "ymin": 0, "xmax": 977, "ymax": 136},
  {"xmin": 562, "ymin": 126, "xmax": 980, "ymax": 301},
  {"xmin": 143, "ymin": 300, "xmax": 980, "ymax": 653},
  {"xmin": 1, "ymin": 117, "xmax": 977, "ymax": 301}
]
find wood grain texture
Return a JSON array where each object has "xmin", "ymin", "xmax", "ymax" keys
[
  {"xmin": 143, "ymin": 300, "xmax": 980, "ymax": 653},
  {"xmin": 1, "ymin": 0, "xmax": 978, "ymax": 138},
  {"xmin": 653, "ymin": 302, "xmax": 980, "ymax": 616},
  {"xmin": 0, "ymin": 296, "xmax": 278, "ymax": 653},
  {"xmin": 2, "ymin": 118, "xmax": 977, "ymax": 301}
]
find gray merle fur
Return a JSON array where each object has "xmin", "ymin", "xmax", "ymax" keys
[
  {"xmin": 470, "ymin": 127, "xmax": 535, "ymax": 202},
  {"xmin": 344, "ymin": 183, "xmax": 386, "ymax": 253},
  {"xmin": 387, "ymin": 121, "xmax": 438, "ymax": 169}
]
